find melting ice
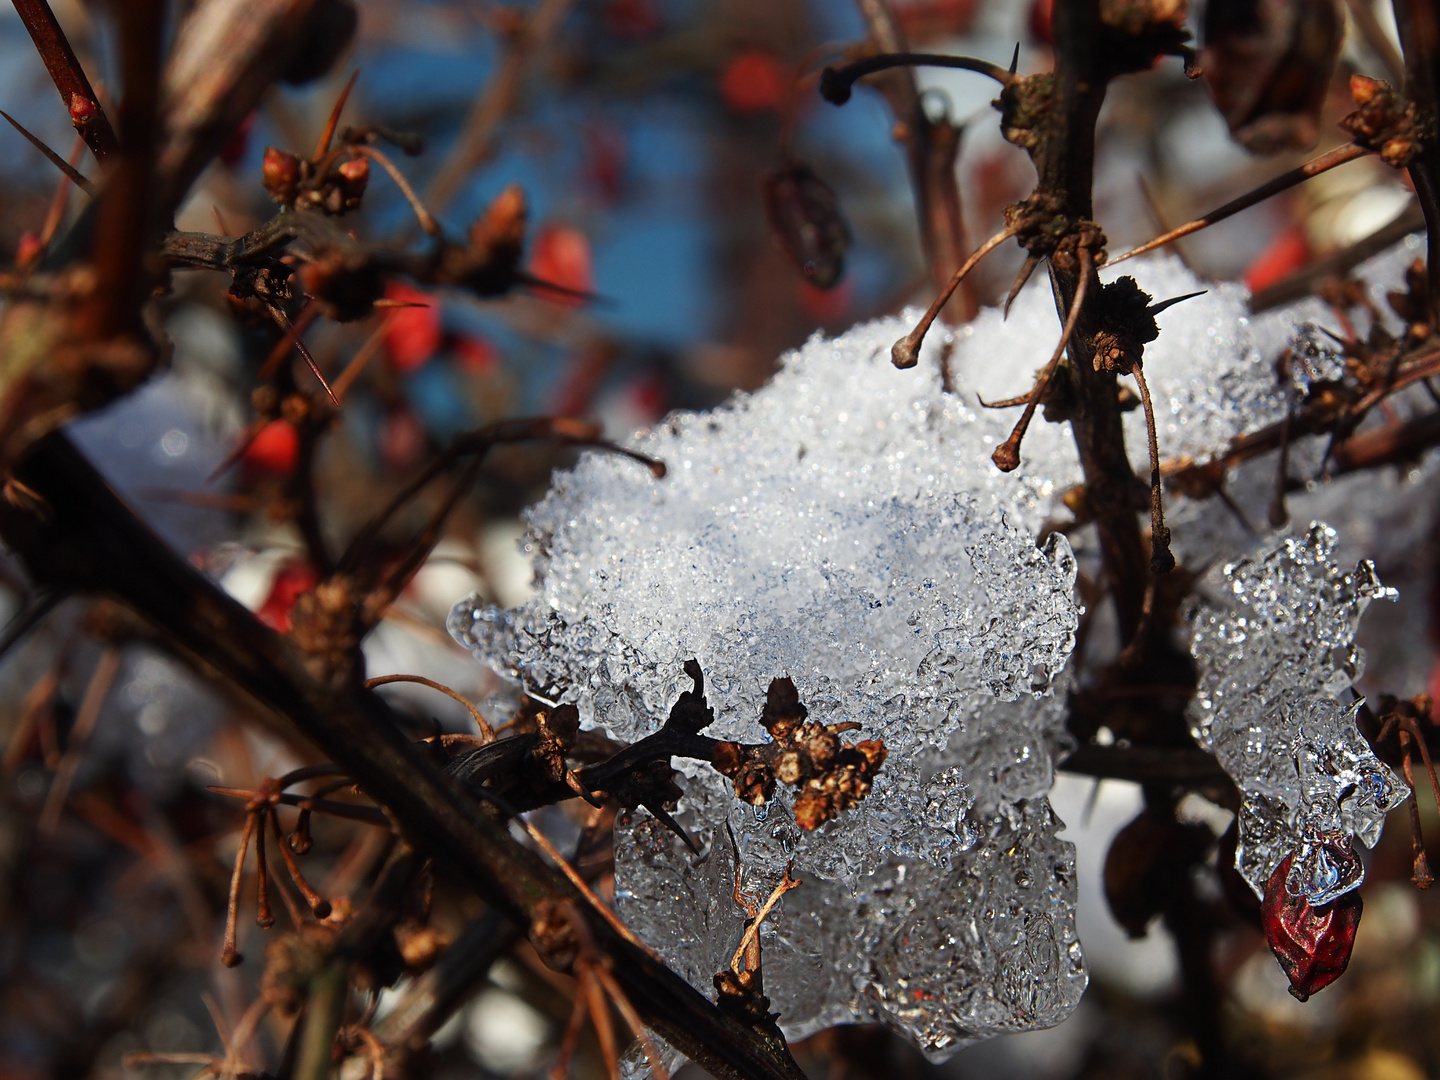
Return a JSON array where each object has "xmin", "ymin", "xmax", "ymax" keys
[{"xmin": 450, "ymin": 316, "xmax": 1087, "ymax": 1056}]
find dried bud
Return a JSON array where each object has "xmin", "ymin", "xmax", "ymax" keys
[
  {"xmin": 775, "ymin": 750, "xmax": 802, "ymax": 785},
  {"xmin": 394, "ymin": 923, "xmax": 449, "ymax": 971},
  {"xmin": 336, "ymin": 156, "xmax": 370, "ymax": 209},
  {"xmin": 1339, "ymin": 74, "xmax": 1421, "ymax": 168},
  {"xmin": 761, "ymin": 161, "xmax": 849, "ymax": 290},
  {"xmin": 794, "ymin": 790, "xmax": 833, "ymax": 831},
  {"xmin": 1262, "ymin": 853, "xmax": 1362, "ymax": 1001},
  {"xmin": 760, "ymin": 677, "xmax": 807, "ymax": 738},
  {"xmin": 1103, "ymin": 810, "xmax": 1212, "ymax": 938},
  {"xmin": 530, "ymin": 898, "xmax": 581, "ymax": 973},
  {"xmin": 469, "ymin": 184, "xmax": 529, "ymax": 257},
  {"xmin": 262, "ymin": 147, "xmax": 302, "ymax": 204}
]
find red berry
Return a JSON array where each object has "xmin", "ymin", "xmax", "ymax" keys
[
  {"xmin": 528, "ymin": 225, "xmax": 594, "ymax": 307},
  {"xmin": 719, "ymin": 51, "xmax": 788, "ymax": 114},
  {"xmin": 258, "ymin": 560, "xmax": 319, "ymax": 633},
  {"xmin": 1244, "ymin": 225, "xmax": 1311, "ymax": 294},
  {"xmin": 383, "ymin": 283, "xmax": 442, "ymax": 373},
  {"xmin": 242, "ymin": 419, "xmax": 300, "ymax": 476},
  {"xmin": 454, "ymin": 335, "xmax": 497, "ymax": 374},
  {"xmin": 1262, "ymin": 853, "xmax": 1363, "ymax": 1002},
  {"xmin": 220, "ymin": 111, "xmax": 257, "ymax": 168}
]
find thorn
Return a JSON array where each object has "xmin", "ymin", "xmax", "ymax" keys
[
  {"xmin": 370, "ymin": 298, "xmax": 430, "ymax": 309},
  {"xmin": 265, "ymin": 304, "xmax": 340, "ymax": 407},
  {"xmin": 1004, "ymin": 254, "xmax": 1041, "ymax": 318},
  {"xmin": 1111, "ymin": 143, "xmax": 1369, "ymax": 265},
  {"xmin": 1147, "ymin": 289, "xmax": 1208, "ymax": 316},
  {"xmin": 512, "ymin": 271, "xmax": 613, "ymax": 307},
  {"xmin": 1008, "ymin": 42, "xmax": 1020, "ymax": 75},
  {"xmin": 0, "ymin": 109, "xmax": 94, "ymax": 195},
  {"xmin": 644, "ymin": 800, "xmax": 699, "ymax": 855},
  {"xmin": 314, "ymin": 68, "xmax": 360, "ymax": 160}
]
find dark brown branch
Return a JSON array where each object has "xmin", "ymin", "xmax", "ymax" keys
[
  {"xmin": 11, "ymin": 0, "xmax": 120, "ymax": 161},
  {"xmin": 851, "ymin": 0, "xmax": 976, "ymax": 322},
  {"xmin": 1394, "ymin": 0, "xmax": 1440, "ymax": 323},
  {"xmin": 0, "ymin": 432, "xmax": 805, "ymax": 1080}
]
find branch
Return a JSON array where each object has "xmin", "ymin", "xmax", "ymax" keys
[
  {"xmin": 0, "ymin": 432, "xmax": 806, "ymax": 1080},
  {"xmin": 11, "ymin": 0, "xmax": 120, "ymax": 161},
  {"xmin": 850, "ymin": 0, "xmax": 976, "ymax": 321}
]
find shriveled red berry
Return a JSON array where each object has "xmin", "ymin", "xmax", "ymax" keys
[{"xmin": 1262, "ymin": 853, "xmax": 1363, "ymax": 1002}]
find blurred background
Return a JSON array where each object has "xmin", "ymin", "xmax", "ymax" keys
[{"xmin": 0, "ymin": 1, "xmax": 1436, "ymax": 1078}]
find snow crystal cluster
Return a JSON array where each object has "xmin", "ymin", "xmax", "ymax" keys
[
  {"xmin": 450, "ymin": 316, "xmax": 1087, "ymax": 1055},
  {"xmin": 450, "ymin": 236, "xmax": 1436, "ymax": 1059},
  {"xmin": 1189, "ymin": 524, "xmax": 1407, "ymax": 904}
]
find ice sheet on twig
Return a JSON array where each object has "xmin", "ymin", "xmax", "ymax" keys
[
  {"xmin": 450, "ymin": 316, "xmax": 1085, "ymax": 1057},
  {"xmin": 1188, "ymin": 523, "xmax": 1406, "ymax": 904}
]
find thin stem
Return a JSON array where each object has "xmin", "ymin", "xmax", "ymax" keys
[
  {"xmin": 819, "ymin": 51, "xmax": 1013, "ymax": 105},
  {"xmin": 221, "ymin": 810, "xmax": 258, "ymax": 967},
  {"xmin": 593, "ymin": 963, "xmax": 672, "ymax": 1080},
  {"xmin": 11, "ymin": 0, "xmax": 119, "ymax": 160},
  {"xmin": 365, "ymin": 673, "xmax": 496, "ymax": 742},
  {"xmin": 992, "ymin": 248, "xmax": 1092, "ymax": 472},
  {"xmin": 353, "ymin": 145, "xmax": 439, "ymax": 235},
  {"xmin": 728, "ymin": 865, "xmax": 801, "ymax": 975},
  {"xmin": 254, "ymin": 808, "xmax": 274, "ymax": 928},
  {"xmin": 331, "ymin": 314, "xmax": 394, "ymax": 402},
  {"xmin": 39, "ymin": 644, "xmax": 121, "ymax": 834},
  {"xmin": 891, "ymin": 224, "xmax": 1016, "ymax": 368},
  {"xmin": 1130, "ymin": 363, "xmax": 1172, "ymax": 573},
  {"xmin": 270, "ymin": 806, "xmax": 332, "ymax": 917},
  {"xmin": 518, "ymin": 814, "xmax": 654, "ymax": 957},
  {"xmin": 1111, "ymin": 143, "xmax": 1370, "ymax": 264},
  {"xmin": 582, "ymin": 965, "xmax": 620, "ymax": 1080}
]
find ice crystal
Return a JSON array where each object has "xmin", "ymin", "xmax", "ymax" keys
[
  {"xmin": 449, "ymin": 316, "xmax": 1085, "ymax": 1056},
  {"xmin": 1188, "ymin": 524, "xmax": 1406, "ymax": 904}
]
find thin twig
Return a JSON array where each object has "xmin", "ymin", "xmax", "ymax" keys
[
  {"xmin": 728, "ymin": 864, "xmax": 801, "ymax": 975},
  {"xmin": 353, "ymin": 145, "xmax": 439, "ymax": 235},
  {"xmin": 991, "ymin": 247, "xmax": 1092, "ymax": 471},
  {"xmin": 11, "ymin": 0, "xmax": 120, "ymax": 159},
  {"xmin": 1111, "ymin": 143, "xmax": 1370, "ymax": 264},
  {"xmin": 39, "ymin": 644, "xmax": 121, "ymax": 833},
  {"xmin": 891, "ymin": 224, "xmax": 1017, "ymax": 368},
  {"xmin": 365, "ymin": 673, "xmax": 496, "ymax": 742}
]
